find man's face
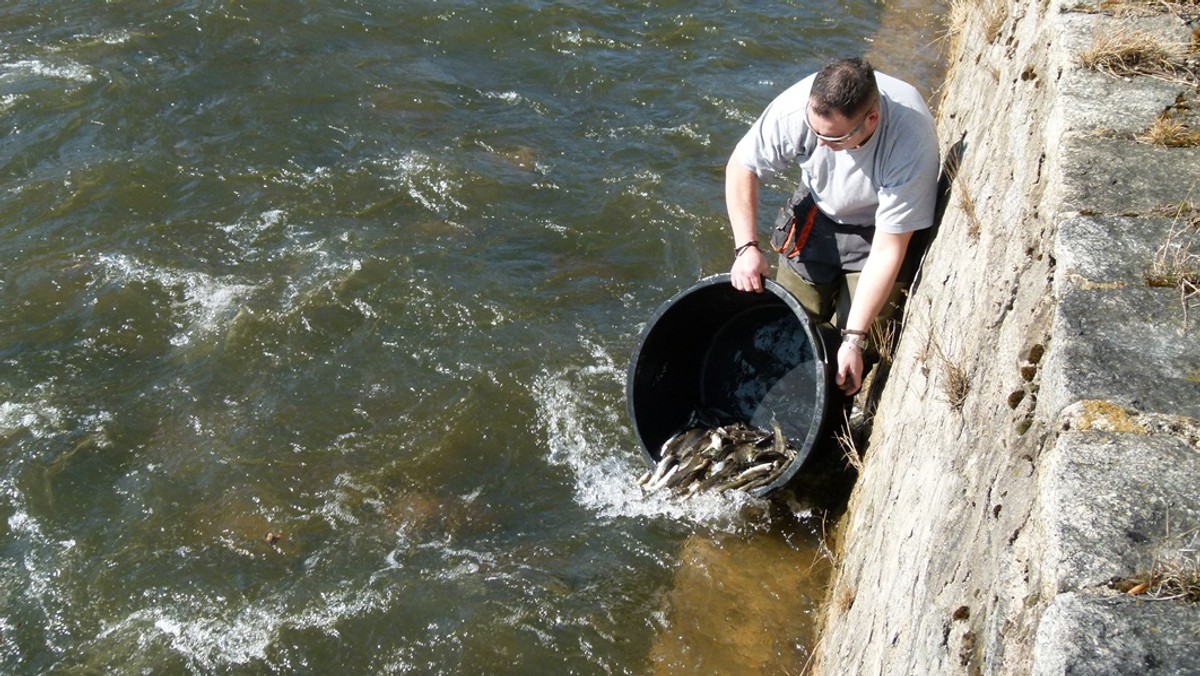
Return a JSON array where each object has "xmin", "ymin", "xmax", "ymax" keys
[{"xmin": 806, "ymin": 100, "xmax": 879, "ymax": 150}]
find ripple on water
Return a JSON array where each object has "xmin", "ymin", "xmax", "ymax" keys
[{"xmin": 94, "ymin": 253, "xmax": 257, "ymax": 349}]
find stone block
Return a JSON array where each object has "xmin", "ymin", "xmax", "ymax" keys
[
  {"xmin": 1043, "ymin": 282, "xmax": 1200, "ymax": 420},
  {"xmin": 1056, "ymin": 58, "xmax": 1186, "ymax": 136},
  {"xmin": 1057, "ymin": 140, "xmax": 1200, "ymax": 215},
  {"xmin": 1030, "ymin": 593, "xmax": 1200, "ymax": 676},
  {"xmin": 1039, "ymin": 429, "xmax": 1200, "ymax": 593},
  {"xmin": 1054, "ymin": 215, "xmax": 1184, "ymax": 287}
]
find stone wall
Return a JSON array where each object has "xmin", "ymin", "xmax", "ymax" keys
[{"xmin": 812, "ymin": 0, "xmax": 1200, "ymax": 673}]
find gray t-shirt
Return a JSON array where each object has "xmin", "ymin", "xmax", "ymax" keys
[{"xmin": 735, "ymin": 71, "xmax": 939, "ymax": 235}]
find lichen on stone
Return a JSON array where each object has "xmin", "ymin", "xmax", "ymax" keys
[{"xmin": 1063, "ymin": 399, "xmax": 1148, "ymax": 434}]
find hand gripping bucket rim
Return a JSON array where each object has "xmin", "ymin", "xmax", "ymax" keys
[{"xmin": 625, "ymin": 273, "xmax": 833, "ymax": 497}]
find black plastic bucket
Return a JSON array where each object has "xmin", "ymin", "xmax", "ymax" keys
[{"xmin": 626, "ymin": 273, "xmax": 834, "ymax": 497}]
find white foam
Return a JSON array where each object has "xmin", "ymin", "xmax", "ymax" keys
[
  {"xmin": 96, "ymin": 583, "xmax": 394, "ymax": 670},
  {"xmin": 94, "ymin": 253, "xmax": 257, "ymax": 348},
  {"xmin": 219, "ymin": 209, "xmax": 286, "ymax": 245},
  {"xmin": 1, "ymin": 476, "xmax": 80, "ymax": 653},
  {"xmin": 486, "ymin": 90, "xmax": 523, "ymax": 105},
  {"xmin": 0, "ymin": 93, "xmax": 25, "ymax": 112},
  {"xmin": 277, "ymin": 248, "xmax": 364, "ymax": 315},
  {"xmin": 552, "ymin": 29, "xmax": 627, "ymax": 52},
  {"xmin": 376, "ymin": 152, "xmax": 468, "ymax": 215},
  {"xmin": 1, "ymin": 59, "xmax": 94, "ymax": 84},
  {"xmin": 44, "ymin": 28, "xmax": 134, "ymax": 52},
  {"xmin": 0, "ymin": 400, "xmax": 65, "ymax": 439},
  {"xmin": 96, "ymin": 30, "xmax": 132, "ymax": 46},
  {"xmin": 483, "ymin": 90, "xmax": 550, "ymax": 116},
  {"xmin": 533, "ymin": 338, "xmax": 768, "ymax": 532}
]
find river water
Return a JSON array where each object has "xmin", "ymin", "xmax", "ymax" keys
[{"xmin": 0, "ymin": 1, "xmax": 943, "ymax": 672}]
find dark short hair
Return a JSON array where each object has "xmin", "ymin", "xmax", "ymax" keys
[{"xmin": 809, "ymin": 57, "xmax": 878, "ymax": 118}]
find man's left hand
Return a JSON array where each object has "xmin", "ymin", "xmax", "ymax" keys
[{"xmin": 836, "ymin": 342, "xmax": 864, "ymax": 395}]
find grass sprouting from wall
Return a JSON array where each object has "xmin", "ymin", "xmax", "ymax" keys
[{"xmin": 1146, "ymin": 198, "xmax": 1200, "ymax": 324}]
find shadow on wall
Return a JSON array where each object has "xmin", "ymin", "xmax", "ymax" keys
[
  {"xmin": 906, "ymin": 133, "xmax": 969, "ymax": 287},
  {"xmin": 856, "ymin": 134, "xmax": 969, "ymax": 439}
]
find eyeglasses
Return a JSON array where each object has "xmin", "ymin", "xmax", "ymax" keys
[{"xmin": 806, "ymin": 101, "xmax": 876, "ymax": 144}]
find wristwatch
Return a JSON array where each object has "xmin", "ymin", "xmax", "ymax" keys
[{"xmin": 841, "ymin": 329, "xmax": 869, "ymax": 352}]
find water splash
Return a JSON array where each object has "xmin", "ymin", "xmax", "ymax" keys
[
  {"xmin": 533, "ymin": 336, "xmax": 770, "ymax": 533},
  {"xmin": 483, "ymin": 90, "xmax": 550, "ymax": 116},
  {"xmin": 218, "ymin": 209, "xmax": 287, "ymax": 255},
  {"xmin": 0, "ymin": 401, "xmax": 64, "ymax": 440},
  {"xmin": 1, "ymin": 475, "xmax": 80, "ymax": 656},
  {"xmin": 376, "ymin": 152, "xmax": 470, "ymax": 217}
]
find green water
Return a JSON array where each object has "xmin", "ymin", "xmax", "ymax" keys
[{"xmin": 0, "ymin": 1, "xmax": 944, "ymax": 672}]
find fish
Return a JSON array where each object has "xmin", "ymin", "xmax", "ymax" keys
[
  {"xmin": 661, "ymin": 427, "xmax": 707, "ymax": 459},
  {"xmin": 711, "ymin": 461, "xmax": 776, "ymax": 492},
  {"xmin": 640, "ymin": 416, "xmax": 800, "ymax": 498},
  {"xmin": 641, "ymin": 452, "xmax": 677, "ymax": 488},
  {"xmin": 664, "ymin": 454, "xmax": 711, "ymax": 489},
  {"xmin": 646, "ymin": 463, "xmax": 681, "ymax": 493}
]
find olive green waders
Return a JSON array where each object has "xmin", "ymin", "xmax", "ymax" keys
[{"xmin": 773, "ymin": 262, "xmax": 907, "ymax": 382}]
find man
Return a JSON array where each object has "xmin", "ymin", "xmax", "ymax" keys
[{"xmin": 725, "ymin": 57, "xmax": 939, "ymax": 396}]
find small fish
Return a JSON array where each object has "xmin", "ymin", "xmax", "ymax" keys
[
  {"xmin": 644, "ymin": 453, "xmax": 676, "ymax": 488},
  {"xmin": 647, "ymin": 463, "xmax": 680, "ymax": 492},
  {"xmin": 661, "ymin": 427, "xmax": 706, "ymax": 460},
  {"xmin": 737, "ymin": 461, "xmax": 777, "ymax": 482},
  {"xmin": 641, "ymin": 416, "xmax": 800, "ymax": 496},
  {"xmin": 771, "ymin": 418, "xmax": 787, "ymax": 457},
  {"xmin": 665, "ymin": 455, "xmax": 711, "ymax": 489}
]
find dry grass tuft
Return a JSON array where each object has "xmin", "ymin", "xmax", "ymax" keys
[
  {"xmin": 911, "ymin": 301, "xmax": 971, "ymax": 412},
  {"xmin": 835, "ymin": 582, "xmax": 856, "ymax": 613},
  {"xmin": 940, "ymin": 356, "xmax": 971, "ymax": 412},
  {"xmin": 869, "ymin": 316, "xmax": 900, "ymax": 366},
  {"xmin": 958, "ymin": 183, "xmax": 983, "ymax": 239},
  {"xmin": 1146, "ymin": 198, "xmax": 1200, "ymax": 323},
  {"xmin": 834, "ymin": 409, "xmax": 864, "ymax": 474},
  {"xmin": 1080, "ymin": 26, "xmax": 1196, "ymax": 84},
  {"xmin": 939, "ymin": 137, "xmax": 984, "ymax": 239},
  {"xmin": 1074, "ymin": 0, "xmax": 1187, "ymax": 17},
  {"xmin": 980, "ymin": 0, "xmax": 1010, "ymax": 43},
  {"xmin": 944, "ymin": 0, "xmax": 1010, "ymax": 49},
  {"xmin": 1135, "ymin": 112, "xmax": 1200, "ymax": 147},
  {"xmin": 924, "ymin": 331, "xmax": 970, "ymax": 412},
  {"xmin": 1120, "ymin": 522, "xmax": 1200, "ymax": 603}
]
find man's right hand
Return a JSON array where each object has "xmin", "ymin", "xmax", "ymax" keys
[{"xmin": 730, "ymin": 245, "xmax": 768, "ymax": 293}]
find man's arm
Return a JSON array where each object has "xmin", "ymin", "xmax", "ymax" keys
[
  {"xmin": 837, "ymin": 229, "xmax": 913, "ymax": 394},
  {"xmin": 725, "ymin": 154, "xmax": 768, "ymax": 293}
]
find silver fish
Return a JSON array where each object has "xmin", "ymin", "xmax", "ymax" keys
[
  {"xmin": 646, "ymin": 463, "xmax": 680, "ymax": 492},
  {"xmin": 642, "ymin": 452, "xmax": 676, "ymax": 488},
  {"xmin": 641, "ymin": 417, "xmax": 800, "ymax": 496}
]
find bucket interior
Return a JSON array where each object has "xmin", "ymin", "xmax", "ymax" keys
[{"xmin": 626, "ymin": 274, "xmax": 830, "ymax": 496}]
